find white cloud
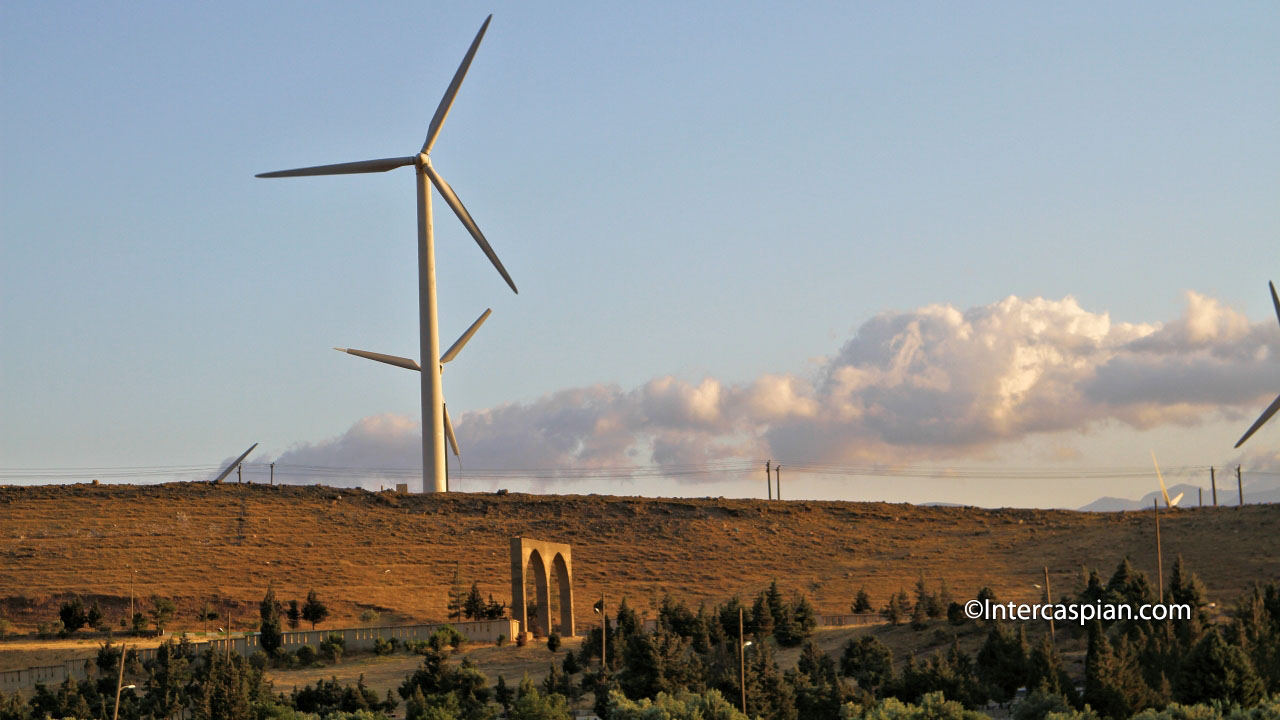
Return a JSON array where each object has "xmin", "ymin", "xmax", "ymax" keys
[{"xmin": 270, "ymin": 291, "xmax": 1280, "ymax": 483}]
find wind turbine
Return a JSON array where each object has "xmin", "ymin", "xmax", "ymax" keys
[
  {"xmin": 256, "ymin": 16, "xmax": 516, "ymax": 493},
  {"xmin": 334, "ymin": 308, "xmax": 491, "ymax": 472},
  {"xmin": 1149, "ymin": 451, "xmax": 1183, "ymax": 509},
  {"xmin": 211, "ymin": 443, "xmax": 258, "ymax": 484},
  {"xmin": 1234, "ymin": 281, "xmax": 1280, "ymax": 448}
]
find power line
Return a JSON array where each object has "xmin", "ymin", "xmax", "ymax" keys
[{"xmin": 1, "ymin": 460, "xmax": 1276, "ymax": 484}]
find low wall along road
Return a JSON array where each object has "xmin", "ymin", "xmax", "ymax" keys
[{"xmin": 0, "ymin": 618, "xmax": 519, "ymax": 694}]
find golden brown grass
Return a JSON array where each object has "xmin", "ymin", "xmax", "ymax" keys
[{"xmin": 1, "ymin": 482, "xmax": 1276, "ymax": 644}]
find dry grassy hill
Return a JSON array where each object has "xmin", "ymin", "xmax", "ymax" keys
[{"xmin": 2, "ymin": 483, "xmax": 1277, "ymax": 636}]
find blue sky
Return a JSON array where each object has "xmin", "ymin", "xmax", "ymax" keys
[{"xmin": 2, "ymin": 2, "xmax": 1278, "ymax": 506}]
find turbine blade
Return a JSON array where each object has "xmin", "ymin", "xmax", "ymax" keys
[
  {"xmin": 444, "ymin": 404, "xmax": 460, "ymax": 457},
  {"xmin": 256, "ymin": 156, "xmax": 415, "ymax": 178},
  {"xmin": 211, "ymin": 443, "xmax": 258, "ymax": 484},
  {"xmin": 1151, "ymin": 450, "xmax": 1171, "ymax": 507},
  {"xmin": 335, "ymin": 347, "xmax": 421, "ymax": 371},
  {"xmin": 1235, "ymin": 392, "xmax": 1280, "ymax": 448},
  {"xmin": 423, "ymin": 163, "xmax": 518, "ymax": 293},
  {"xmin": 422, "ymin": 15, "xmax": 492, "ymax": 155},
  {"xmin": 441, "ymin": 308, "xmax": 492, "ymax": 364},
  {"xmin": 1270, "ymin": 281, "xmax": 1279, "ymax": 328},
  {"xmin": 1169, "ymin": 492, "xmax": 1184, "ymax": 508}
]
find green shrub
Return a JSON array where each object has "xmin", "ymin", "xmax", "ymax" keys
[
  {"xmin": 427, "ymin": 625, "xmax": 465, "ymax": 651},
  {"xmin": 319, "ymin": 633, "xmax": 345, "ymax": 663},
  {"xmin": 373, "ymin": 636, "xmax": 395, "ymax": 656},
  {"xmin": 496, "ymin": 634, "xmax": 507, "ymax": 647},
  {"xmin": 295, "ymin": 644, "xmax": 319, "ymax": 666},
  {"xmin": 359, "ymin": 609, "xmax": 380, "ymax": 624},
  {"xmin": 249, "ymin": 650, "xmax": 269, "ymax": 672},
  {"xmin": 547, "ymin": 632, "xmax": 562, "ymax": 652}
]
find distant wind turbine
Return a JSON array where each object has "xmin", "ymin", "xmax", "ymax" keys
[
  {"xmin": 334, "ymin": 308, "xmax": 492, "ymax": 466},
  {"xmin": 1149, "ymin": 451, "xmax": 1183, "ymax": 508},
  {"xmin": 256, "ymin": 16, "xmax": 515, "ymax": 493},
  {"xmin": 211, "ymin": 443, "xmax": 258, "ymax": 484},
  {"xmin": 1234, "ymin": 281, "xmax": 1280, "ymax": 448}
]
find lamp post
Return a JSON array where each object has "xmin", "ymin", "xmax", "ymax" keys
[
  {"xmin": 112, "ymin": 644, "xmax": 132, "ymax": 720},
  {"xmin": 738, "ymin": 607, "xmax": 748, "ymax": 715},
  {"xmin": 593, "ymin": 594, "xmax": 607, "ymax": 672}
]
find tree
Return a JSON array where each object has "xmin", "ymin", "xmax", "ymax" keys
[
  {"xmin": 150, "ymin": 596, "xmax": 176, "ymax": 635},
  {"xmin": 258, "ymin": 586, "xmax": 284, "ymax": 655},
  {"xmin": 463, "ymin": 582, "xmax": 486, "ymax": 621},
  {"xmin": 608, "ymin": 688, "xmax": 748, "ymax": 720},
  {"xmin": 935, "ymin": 581, "xmax": 954, "ymax": 618},
  {"xmin": 793, "ymin": 595, "xmax": 817, "ymax": 636},
  {"xmin": 909, "ymin": 597, "xmax": 930, "ymax": 631},
  {"xmin": 1177, "ymin": 629, "xmax": 1265, "ymax": 707},
  {"xmin": 510, "ymin": 673, "xmax": 571, "ymax": 720},
  {"xmin": 447, "ymin": 566, "xmax": 467, "ymax": 622},
  {"xmin": 86, "ymin": 601, "xmax": 103, "ymax": 630},
  {"xmin": 286, "ymin": 599, "xmax": 301, "ymax": 630},
  {"xmin": 483, "ymin": 593, "xmax": 506, "ymax": 620},
  {"xmin": 547, "ymin": 632, "xmax": 562, "ymax": 652},
  {"xmin": 883, "ymin": 589, "xmax": 911, "ymax": 626},
  {"xmin": 766, "ymin": 581, "xmax": 787, "ymax": 623},
  {"xmin": 749, "ymin": 592, "xmax": 774, "ymax": 636},
  {"xmin": 494, "ymin": 675, "xmax": 514, "ymax": 716},
  {"xmin": 841, "ymin": 635, "xmax": 893, "ymax": 697},
  {"xmin": 59, "ymin": 597, "xmax": 88, "ymax": 634},
  {"xmin": 1168, "ymin": 555, "xmax": 1209, "ymax": 646},
  {"xmin": 142, "ymin": 638, "xmax": 195, "ymax": 720},
  {"xmin": 852, "ymin": 588, "xmax": 873, "ymax": 614},
  {"xmin": 302, "ymin": 590, "xmax": 329, "ymax": 630},
  {"xmin": 562, "ymin": 649, "xmax": 580, "ymax": 675},
  {"xmin": 976, "ymin": 623, "xmax": 1027, "ymax": 703}
]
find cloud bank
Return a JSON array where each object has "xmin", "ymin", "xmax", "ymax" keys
[{"xmin": 270, "ymin": 292, "xmax": 1279, "ymax": 485}]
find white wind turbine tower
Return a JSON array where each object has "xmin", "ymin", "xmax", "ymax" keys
[
  {"xmin": 334, "ymin": 308, "xmax": 492, "ymax": 488},
  {"xmin": 1234, "ymin": 281, "xmax": 1280, "ymax": 449},
  {"xmin": 256, "ymin": 16, "xmax": 516, "ymax": 493}
]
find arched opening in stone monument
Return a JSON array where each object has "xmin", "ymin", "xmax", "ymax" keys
[
  {"xmin": 551, "ymin": 552, "xmax": 572, "ymax": 636},
  {"xmin": 524, "ymin": 549, "xmax": 549, "ymax": 636}
]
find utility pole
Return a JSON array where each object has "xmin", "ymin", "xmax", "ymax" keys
[
  {"xmin": 775, "ymin": 465, "xmax": 781, "ymax": 501},
  {"xmin": 766, "ymin": 461, "xmax": 771, "ymax": 500},
  {"xmin": 270, "ymin": 462, "xmax": 274, "ymax": 485},
  {"xmin": 1154, "ymin": 499, "xmax": 1163, "ymax": 603},
  {"xmin": 1198, "ymin": 488, "xmax": 1202, "ymax": 507},
  {"xmin": 237, "ymin": 463, "xmax": 242, "ymax": 484},
  {"xmin": 738, "ymin": 606, "xmax": 747, "ymax": 715},
  {"xmin": 1237, "ymin": 465, "xmax": 1243, "ymax": 507},
  {"xmin": 1043, "ymin": 566, "xmax": 1054, "ymax": 642},
  {"xmin": 600, "ymin": 593, "xmax": 607, "ymax": 673},
  {"xmin": 1211, "ymin": 467, "xmax": 1218, "ymax": 507},
  {"xmin": 112, "ymin": 643, "xmax": 128, "ymax": 720}
]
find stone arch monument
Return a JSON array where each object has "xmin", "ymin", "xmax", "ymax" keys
[{"xmin": 510, "ymin": 537, "xmax": 574, "ymax": 639}]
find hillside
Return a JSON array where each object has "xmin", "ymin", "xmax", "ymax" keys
[{"xmin": 2, "ymin": 483, "xmax": 1278, "ymax": 635}]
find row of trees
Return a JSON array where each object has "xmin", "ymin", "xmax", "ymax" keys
[
  {"xmin": 835, "ymin": 558, "xmax": 1280, "ymax": 719},
  {"xmin": 259, "ymin": 588, "xmax": 331, "ymax": 656},
  {"xmin": 51, "ymin": 595, "xmax": 176, "ymax": 637},
  {"xmin": 49, "ymin": 589, "xmax": 331, "ymax": 641},
  {"xmin": 447, "ymin": 566, "xmax": 508, "ymax": 622},
  {"xmin": 0, "ymin": 635, "xmax": 410, "ymax": 720}
]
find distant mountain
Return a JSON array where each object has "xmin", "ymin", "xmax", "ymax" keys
[{"xmin": 1080, "ymin": 480, "xmax": 1280, "ymax": 512}]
